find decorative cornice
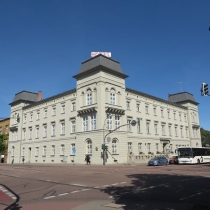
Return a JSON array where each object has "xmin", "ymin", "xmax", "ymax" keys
[
  {"xmin": 77, "ymin": 107, "xmax": 97, "ymax": 116},
  {"xmin": 105, "ymin": 106, "xmax": 125, "ymax": 115}
]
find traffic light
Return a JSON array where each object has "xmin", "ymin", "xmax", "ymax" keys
[
  {"xmin": 101, "ymin": 144, "xmax": 108, "ymax": 151},
  {"xmin": 201, "ymin": 83, "xmax": 209, "ymax": 96}
]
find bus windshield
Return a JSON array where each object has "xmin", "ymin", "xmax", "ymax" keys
[{"xmin": 178, "ymin": 148, "xmax": 192, "ymax": 158}]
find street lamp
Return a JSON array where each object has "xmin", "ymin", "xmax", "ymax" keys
[{"xmin": 102, "ymin": 118, "xmax": 136, "ymax": 166}]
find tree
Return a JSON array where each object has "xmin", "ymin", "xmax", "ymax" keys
[
  {"xmin": 0, "ymin": 134, "xmax": 8, "ymax": 155},
  {"xmin": 200, "ymin": 128, "xmax": 210, "ymax": 146}
]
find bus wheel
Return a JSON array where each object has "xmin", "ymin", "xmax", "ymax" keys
[{"xmin": 197, "ymin": 159, "xmax": 200, "ymax": 164}]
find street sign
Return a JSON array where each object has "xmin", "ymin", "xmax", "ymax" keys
[{"xmin": 131, "ymin": 120, "xmax": 136, "ymax": 126}]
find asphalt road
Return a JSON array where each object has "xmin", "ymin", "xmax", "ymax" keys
[{"xmin": 0, "ymin": 163, "xmax": 210, "ymax": 210}]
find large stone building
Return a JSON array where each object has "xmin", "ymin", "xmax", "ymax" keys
[{"xmin": 8, "ymin": 55, "xmax": 201, "ymax": 164}]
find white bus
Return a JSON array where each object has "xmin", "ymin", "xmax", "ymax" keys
[{"xmin": 177, "ymin": 147, "xmax": 210, "ymax": 164}]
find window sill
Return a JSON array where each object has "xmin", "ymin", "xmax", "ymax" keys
[
  {"xmin": 60, "ymin": 134, "xmax": 65, "ymax": 136},
  {"xmin": 60, "ymin": 155, "xmax": 64, "ymax": 156},
  {"xmin": 43, "ymin": 136, "xmax": 47, "ymax": 138},
  {"xmin": 71, "ymin": 110, "xmax": 76, "ymax": 112},
  {"xmin": 35, "ymin": 156, "xmax": 38, "ymax": 157},
  {"xmin": 127, "ymin": 131, "xmax": 132, "ymax": 133},
  {"xmin": 70, "ymin": 155, "xmax": 75, "ymax": 156},
  {"xmin": 137, "ymin": 132, "xmax": 142, "ymax": 134},
  {"xmin": 51, "ymin": 155, "xmax": 55, "ymax": 156},
  {"xmin": 154, "ymin": 114, "xmax": 157, "ymax": 116},
  {"xmin": 51, "ymin": 135, "xmax": 55, "ymax": 137},
  {"xmin": 29, "ymin": 138, "xmax": 32, "ymax": 140},
  {"xmin": 42, "ymin": 155, "xmax": 46, "ymax": 157},
  {"xmin": 35, "ymin": 138, "xmax": 39, "ymax": 139},
  {"xmin": 112, "ymin": 154, "xmax": 119, "ymax": 155},
  {"xmin": 147, "ymin": 133, "xmax": 151, "ymax": 135},
  {"xmin": 36, "ymin": 119, "xmax": 40, "ymax": 121},
  {"xmin": 155, "ymin": 134, "xmax": 159, "ymax": 135},
  {"xmin": 162, "ymin": 135, "xmax": 166, "ymax": 136},
  {"xmin": 70, "ymin": 132, "xmax": 76, "ymax": 134},
  {"xmin": 136, "ymin": 111, "xmax": 141, "ymax": 113},
  {"xmin": 52, "ymin": 115, "xmax": 56, "ymax": 117},
  {"xmin": 61, "ymin": 112, "xmax": 65, "ymax": 114},
  {"xmin": 44, "ymin": 117, "xmax": 47, "ymax": 119}
]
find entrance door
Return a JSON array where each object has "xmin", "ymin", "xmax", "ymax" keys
[{"xmin": 28, "ymin": 148, "xmax": 31, "ymax": 163}]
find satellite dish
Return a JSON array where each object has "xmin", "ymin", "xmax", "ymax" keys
[{"xmin": 107, "ymin": 137, "xmax": 111, "ymax": 143}]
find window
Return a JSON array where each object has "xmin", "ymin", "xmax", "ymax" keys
[
  {"xmin": 112, "ymin": 139, "xmax": 117, "ymax": 154},
  {"xmin": 161, "ymin": 124, "xmax": 165, "ymax": 135},
  {"xmin": 137, "ymin": 118, "xmax": 141, "ymax": 133},
  {"xmin": 35, "ymin": 147, "xmax": 39, "ymax": 156},
  {"xmin": 110, "ymin": 92, "xmax": 116, "ymax": 105},
  {"xmin": 29, "ymin": 128, "xmax": 32, "ymax": 139},
  {"xmin": 23, "ymin": 129, "xmax": 26, "ymax": 140},
  {"xmin": 168, "ymin": 125, "xmax": 172, "ymax": 136},
  {"xmin": 179, "ymin": 113, "xmax": 181, "ymax": 121},
  {"xmin": 192, "ymin": 113, "xmax": 195, "ymax": 122},
  {"xmin": 127, "ymin": 119, "xmax": 131, "ymax": 132},
  {"xmin": 147, "ymin": 143, "xmax": 151, "ymax": 153},
  {"xmin": 126, "ymin": 101, "xmax": 130, "ymax": 110},
  {"xmin": 156, "ymin": 143, "xmax": 159, "ymax": 153},
  {"xmin": 72, "ymin": 102, "xmax": 76, "ymax": 111},
  {"xmin": 52, "ymin": 124, "xmax": 56, "ymax": 136},
  {"xmin": 138, "ymin": 143, "xmax": 142, "ymax": 153},
  {"xmin": 170, "ymin": 144, "xmax": 173, "ymax": 153},
  {"xmin": 136, "ymin": 104, "xmax": 140, "ymax": 112},
  {"xmin": 15, "ymin": 131, "xmax": 18, "ymax": 140},
  {"xmin": 154, "ymin": 107, "xmax": 156, "ymax": 115},
  {"xmin": 115, "ymin": 116, "xmax": 120, "ymax": 130},
  {"xmin": 83, "ymin": 116, "xmax": 88, "ymax": 131},
  {"xmin": 91, "ymin": 115, "xmax": 96, "ymax": 130},
  {"xmin": 43, "ymin": 125, "xmax": 47, "ymax": 137},
  {"xmin": 22, "ymin": 147, "xmax": 25, "ymax": 156},
  {"xmin": 107, "ymin": 115, "xmax": 112, "ymax": 130},
  {"xmin": 87, "ymin": 91, "xmax": 92, "ymax": 105},
  {"xmin": 36, "ymin": 127, "xmax": 39, "ymax": 138},
  {"xmin": 61, "ymin": 105, "xmax": 65, "ymax": 114},
  {"xmin": 86, "ymin": 139, "xmax": 92, "ymax": 154},
  {"xmin": 44, "ymin": 109, "xmax": 47, "ymax": 118},
  {"xmin": 43, "ymin": 146, "xmax": 46, "ymax": 156},
  {"xmin": 145, "ymin": 106, "xmax": 149, "ymax": 114},
  {"xmin": 61, "ymin": 145, "xmax": 65, "ymax": 155},
  {"xmin": 146, "ymin": 121, "xmax": 150, "ymax": 134},
  {"xmin": 128, "ymin": 142, "xmax": 132, "ymax": 153},
  {"xmin": 24, "ymin": 115, "xmax": 27, "ymax": 123},
  {"xmin": 161, "ymin": 109, "xmax": 164, "ymax": 117},
  {"xmin": 71, "ymin": 120, "xmax": 76, "ymax": 133},
  {"xmin": 37, "ymin": 112, "xmax": 40, "ymax": 120},
  {"xmin": 30, "ymin": 113, "xmax": 33, "ymax": 122},
  {"xmin": 175, "ymin": 126, "xmax": 178, "ymax": 136},
  {"xmin": 71, "ymin": 144, "xmax": 76, "ymax": 155},
  {"xmin": 186, "ymin": 127, "xmax": 188, "ymax": 137},
  {"xmin": 180, "ymin": 127, "xmax": 183, "ymax": 137},
  {"xmin": 61, "ymin": 122, "xmax": 65, "ymax": 135},
  {"xmin": 154, "ymin": 123, "xmax": 158, "ymax": 134},
  {"xmin": 184, "ymin": 115, "xmax": 187, "ymax": 122},
  {"xmin": 168, "ymin": 111, "xmax": 170, "ymax": 119},
  {"xmin": 51, "ymin": 145, "xmax": 55, "ymax": 155},
  {"xmin": 52, "ymin": 107, "xmax": 56, "ymax": 116},
  {"xmin": 174, "ymin": 112, "xmax": 176, "ymax": 120}
]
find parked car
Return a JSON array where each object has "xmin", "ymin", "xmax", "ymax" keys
[
  {"xmin": 169, "ymin": 155, "xmax": 179, "ymax": 164},
  {"xmin": 148, "ymin": 156, "xmax": 168, "ymax": 166}
]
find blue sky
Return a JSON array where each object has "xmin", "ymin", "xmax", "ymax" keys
[{"xmin": 0, "ymin": 1, "xmax": 210, "ymax": 130}]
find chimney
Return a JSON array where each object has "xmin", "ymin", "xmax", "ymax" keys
[{"xmin": 37, "ymin": 91, "xmax": 42, "ymax": 101}]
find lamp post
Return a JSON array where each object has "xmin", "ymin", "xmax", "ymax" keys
[{"xmin": 102, "ymin": 119, "xmax": 136, "ymax": 166}]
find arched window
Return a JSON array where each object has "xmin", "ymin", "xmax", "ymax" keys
[
  {"xmin": 86, "ymin": 139, "xmax": 92, "ymax": 154},
  {"xmin": 110, "ymin": 89, "xmax": 116, "ymax": 105},
  {"xmin": 86, "ymin": 89, "xmax": 92, "ymax": 105},
  {"xmin": 112, "ymin": 139, "xmax": 118, "ymax": 154}
]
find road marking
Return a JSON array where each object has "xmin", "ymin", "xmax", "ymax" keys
[
  {"xmin": 120, "ymin": 182, "xmax": 127, "ymax": 184},
  {"xmin": 112, "ymin": 183, "xmax": 119, "ymax": 186},
  {"xmin": 103, "ymin": 185, "xmax": 109, "ymax": 187},
  {"xmin": 80, "ymin": 189, "xmax": 90, "ymax": 191},
  {"xmin": 180, "ymin": 177, "xmax": 200, "ymax": 182},
  {"xmin": 94, "ymin": 187, "xmax": 99, "ymax": 189},
  {"xmin": 44, "ymin": 196, "xmax": 56, "ymax": 199},
  {"xmin": 11, "ymin": 197, "xmax": 16, "ymax": 200},
  {"xmin": 58, "ymin": 193, "xmax": 68, "ymax": 196},
  {"xmin": 46, "ymin": 180, "xmax": 50, "ymax": 181},
  {"xmin": 71, "ymin": 184, "xmax": 86, "ymax": 187},
  {"xmin": 71, "ymin": 190, "xmax": 80, "ymax": 193}
]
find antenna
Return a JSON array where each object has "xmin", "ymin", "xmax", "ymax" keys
[{"xmin": 178, "ymin": 82, "xmax": 183, "ymax": 92}]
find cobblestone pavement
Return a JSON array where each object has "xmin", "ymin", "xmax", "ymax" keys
[{"xmin": 0, "ymin": 163, "xmax": 210, "ymax": 210}]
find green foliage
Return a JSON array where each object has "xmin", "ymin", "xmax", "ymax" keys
[
  {"xmin": 200, "ymin": 128, "xmax": 210, "ymax": 146},
  {"xmin": 0, "ymin": 134, "xmax": 8, "ymax": 155}
]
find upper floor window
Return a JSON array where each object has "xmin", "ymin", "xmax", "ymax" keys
[
  {"xmin": 29, "ymin": 128, "xmax": 32, "ymax": 139},
  {"xmin": 145, "ymin": 105, "xmax": 149, "ymax": 114},
  {"xmin": 36, "ymin": 127, "xmax": 39, "ymax": 138},
  {"xmin": 72, "ymin": 102, "xmax": 76, "ymax": 111},
  {"xmin": 186, "ymin": 127, "xmax": 188, "ymax": 137},
  {"xmin": 161, "ymin": 124, "xmax": 165, "ymax": 135},
  {"xmin": 161, "ymin": 109, "xmax": 164, "ymax": 117},
  {"xmin": 87, "ymin": 90, "xmax": 92, "ymax": 105},
  {"xmin": 43, "ymin": 125, "xmax": 47, "ymax": 137},
  {"xmin": 52, "ymin": 124, "xmax": 56, "ymax": 136},
  {"xmin": 71, "ymin": 120, "xmax": 76, "ymax": 133},
  {"xmin": 136, "ymin": 104, "xmax": 140, "ymax": 112},
  {"xmin": 91, "ymin": 115, "xmax": 96, "ymax": 130},
  {"xmin": 44, "ymin": 109, "xmax": 47, "ymax": 118},
  {"xmin": 23, "ymin": 129, "xmax": 26, "ymax": 140},
  {"xmin": 175, "ymin": 126, "xmax": 178, "ymax": 136},
  {"xmin": 184, "ymin": 115, "xmax": 187, "ymax": 122},
  {"xmin": 61, "ymin": 122, "xmax": 65, "ymax": 135},
  {"xmin": 137, "ymin": 118, "xmax": 141, "ymax": 133},
  {"xmin": 174, "ymin": 112, "xmax": 176, "ymax": 120},
  {"xmin": 127, "ymin": 119, "xmax": 131, "ymax": 132},
  {"xmin": 52, "ymin": 107, "xmax": 56, "ymax": 116},
  {"xmin": 115, "ymin": 116, "xmax": 120, "ymax": 130},
  {"xmin": 37, "ymin": 112, "xmax": 40, "ymax": 120},
  {"xmin": 24, "ymin": 114, "xmax": 27, "ymax": 123},
  {"xmin": 180, "ymin": 127, "xmax": 183, "ymax": 137},
  {"xmin": 30, "ymin": 113, "xmax": 33, "ymax": 122},
  {"xmin": 167, "ymin": 110, "xmax": 170, "ymax": 119},
  {"xmin": 168, "ymin": 125, "xmax": 172, "ymax": 136},
  {"xmin": 153, "ymin": 107, "xmax": 156, "ymax": 115},
  {"xmin": 110, "ymin": 92, "xmax": 116, "ymax": 105},
  {"xmin": 126, "ymin": 101, "xmax": 130, "ymax": 110},
  {"xmin": 179, "ymin": 113, "xmax": 181, "ymax": 121},
  {"xmin": 83, "ymin": 116, "xmax": 88, "ymax": 131},
  {"xmin": 154, "ymin": 123, "xmax": 158, "ymax": 134},
  {"xmin": 61, "ymin": 105, "xmax": 65, "ymax": 114},
  {"xmin": 107, "ymin": 115, "xmax": 112, "ymax": 130},
  {"xmin": 146, "ymin": 121, "xmax": 150, "ymax": 134}
]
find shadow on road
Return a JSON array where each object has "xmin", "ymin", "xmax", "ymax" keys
[{"xmin": 101, "ymin": 172, "xmax": 210, "ymax": 210}]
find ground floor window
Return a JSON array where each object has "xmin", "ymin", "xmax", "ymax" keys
[
  {"xmin": 86, "ymin": 139, "xmax": 92, "ymax": 154},
  {"xmin": 128, "ymin": 142, "xmax": 132, "ymax": 153},
  {"xmin": 112, "ymin": 139, "xmax": 117, "ymax": 154}
]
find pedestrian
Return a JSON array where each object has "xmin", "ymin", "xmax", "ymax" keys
[
  {"xmin": 87, "ymin": 155, "xmax": 91, "ymax": 165},
  {"xmin": 22, "ymin": 157, "xmax": 25, "ymax": 164},
  {"xmin": 84, "ymin": 155, "xmax": 87, "ymax": 165}
]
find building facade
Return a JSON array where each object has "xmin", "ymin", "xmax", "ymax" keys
[{"xmin": 8, "ymin": 55, "xmax": 201, "ymax": 164}]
